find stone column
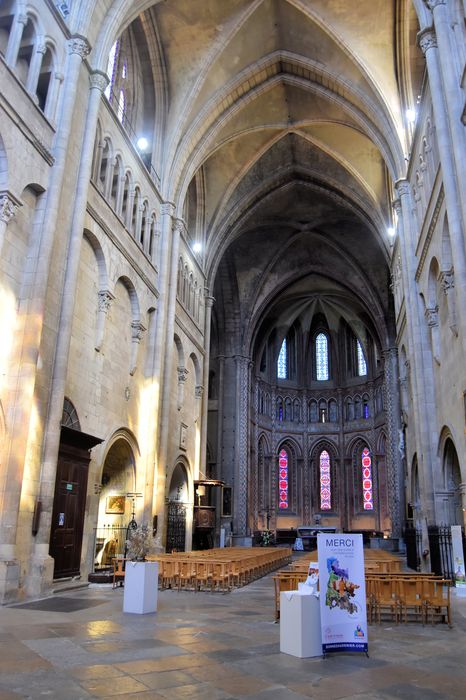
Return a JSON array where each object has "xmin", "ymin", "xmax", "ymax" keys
[
  {"xmin": 0, "ymin": 192, "xmax": 20, "ymax": 256},
  {"xmin": 25, "ymin": 40, "xmax": 47, "ymax": 100},
  {"xmin": 394, "ymin": 182, "xmax": 437, "ymax": 567},
  {"xmin": 129, "ymin": 320, "xmax": 146, "ymax": 376},
  {"xmin": 94, "ymin": 289, "xmax": 115, "ymax": 351},
  {"xmin": 426, "ymin": 1, "xmax": 466, "ymax": 218},
  {"xmin": 418, "ymin": 27, "xmax": 466, "ymax": 343},
  {"xmin": 5, "ymin": 13, "xmax": 27, "ymax": 66},
  {"xmin": 382, "ymin": 348, "xmax": 405, "ymax": 540},
  {"xmin": 424, "ymin": 305, "xmax": 440, "ymax": 363},
  {"xmin": 0, "ymin": 36, "xmax": 91, "ymax": 604},
  {"xmin": 44, "ymin": 70, "xmax": 64, "ymax": 124},
  {"xmin": 199, "ymin": 292, "xmax": 214, "ymax": 479},
  {"xmin": 439, "ymin": 268, "xmax": 458, "ymax": 336},
  {"xmin": 151, "ymin": 214, "xmax": 181, "ymax": 548},
  {"xmin": 28, "ymin": 69, "xmax": 108, "ymax": 598},
  {"xmin": 233, "ymin": 355, "xmax": 252, "ymax": 539},
  {"xmin": 177, "ymin": 366, "xmax": 188, "ymax": 411}
]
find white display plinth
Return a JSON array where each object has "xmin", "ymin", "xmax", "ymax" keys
[
  {"xmin": 280, "ymin": 591, "xmax": 322, "ymax": 658},
  {"xmin": 123, "ymin": 561, "xmax": 158, "ymax": 614}
]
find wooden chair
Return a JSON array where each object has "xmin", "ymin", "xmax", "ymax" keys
[
  {"xmin": 373, "ymin": 577, "xmax": 399, "ymax": 624},
  {"xmin": 112, "ymin": 557, "xmax": 126, "ymax": 588},
  {"xmin": 424, "ymin": 579, "xmax": 452, "ymax": 627},
  {"xmin": 396, "ymin": 578, "xmax": 425, "ymax": 624}
]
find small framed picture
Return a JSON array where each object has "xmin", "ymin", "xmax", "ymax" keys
[
  {"xmin": 105, "ymin": 495, "xmax": 126, "ymax": 515},
  {"xmin": 221, "ymin": 486, "xmax": 232, "ymax": 517}
]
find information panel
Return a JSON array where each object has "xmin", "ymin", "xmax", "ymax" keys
[
  {"xmin": 451, "ymin": 525, "xmax": 466, "ymax": 592},
  {"xmin": 317, "ymin": 533, "xmax": 368, "ymax": 654}
]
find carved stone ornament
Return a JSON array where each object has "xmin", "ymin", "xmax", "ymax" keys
[
  {"xmin": 89, "ymin": 71, "xmax": 109, "ymax": 92},
  {"xmin": 426, "ymin": 0, "xmax": 446, "ymax": 9},
  {"xmin": 173, "ymin": 218, "xmax": 185, "ymax": 236},
  {"xmin": 440, "ymin": 268, "xmax": 454, "ymax": 294},
  {"xmin": 0, "ymin": 195, "xmax": 19, "ymax": 224},
  {"xmin": 395, "ymin": 179, "xmax": 410, "ymax": 198},
  {"xmin": 424, "ymin": 305, "xmax": 439, "ymax": 327},
  {"xmin": 160, "ymin": 201, "xmax": 175, "ymax": 217},
  {"xmin": 195, "ymin": 385, "xmax": 204, "ymax": 399},
  {"xmin": 98, "ymin": 289, "xmax": 114, "ymax": 313},
  {"xmin": 67, "ymin": 36, "xmax": 91, "ymax": 58},
  {"xmin": 177, "ymin": 366, "xmax": 188, "ymax": 383},
  {"xmin": 418, "ymin": 29, "xmax": 437, "ymax": 54},
  {"xmin": 131, "ymin": 321, "xmax": 146, "ymax": 342}
]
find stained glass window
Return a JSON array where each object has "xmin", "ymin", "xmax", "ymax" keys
[
  {"xmin": 316, "ymin": 333, "xmax": 329, "ymax": 380},
  {"xmin": 319, "ymin": 450, "xmax": 331, "ymax": 510},
  {"xmin": 361, "ymin": 447, "xmax": 373, "ymax": 510},
  {"xmin": 104, "ymin": 41, "xmax": 118, "ymax": 99},
  {"xmin": 277, "ymin": 338, "xmax": 287, "ymax": 378},
  {"xmin": 117, "ymin": 89, "xmax": 126, "ymax": 123},
  {"xmin": 357, "ymin": 340, "xmax": 367, "ymax": 376},
  {"xmin": 278, "ymin": 449, "xmax": 288, "ymax": 509}
]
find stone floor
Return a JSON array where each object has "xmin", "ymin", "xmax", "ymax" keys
[{"xmin": 0, "ymin": 569, "xmax": 465, "ymax": 700}]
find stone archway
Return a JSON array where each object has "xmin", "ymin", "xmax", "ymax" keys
[
  {"xmin": 94, "ymin": 438, "xmax": 136, "ymax": 568},
  {"xmin": 443, "ymin": 439, "xmax": 462, "ymax": 526},
  {"xmin": 166, "ymin": 462, "xmax": 190, "ymax": 552}
]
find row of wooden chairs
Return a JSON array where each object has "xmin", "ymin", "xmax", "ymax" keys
[
  {"xmin": 152, "ymin": 547, "xmax": 292, "ymax": 592},
  {"xmin": 366, "ymin": 575, "xmax": 452, "ymax": 626}
]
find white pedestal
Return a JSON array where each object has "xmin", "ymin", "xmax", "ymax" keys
[
  {"xmin": 123, "ymin": 561, "xmax": 158, "ymax": 614},
  {"xmin": 280, "ymin": 591, "xmax": 322, "ymax": 658}
]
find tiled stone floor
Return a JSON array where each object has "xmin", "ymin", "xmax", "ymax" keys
[{"xmin": 0, "ymin": 570, "xmax": 465, "ymax": 700}]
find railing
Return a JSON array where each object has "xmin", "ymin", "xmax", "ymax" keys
[{"xmin": 105, "ymin": 88, "xmax": 161, "ymax": 188}]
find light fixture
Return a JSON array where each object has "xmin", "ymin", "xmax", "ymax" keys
[
  {"xmin": 406, "ymin": 109, "xmax": 416, "ymax": 123},
  {"xmin": 387, "ymin": 227, "xmax": 395, "ymax": 240},
  {"xmin": 137, "ymin": 136, "xmax": 149, "ymax": 151},
  {"xmin": 193, "ymin": 242, "xmax": 202, "ymax": 253}
]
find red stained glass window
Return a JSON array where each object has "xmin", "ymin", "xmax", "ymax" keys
[
  {"xmin": 278, "ymin": 449, "xmax": 288, "ymax": 509},
  {"xmin": 320, "ymin": 450, "xmax": 331, "ymax": 510},
  {"xmin": 361, "ymin": 447, "xmax": 373, "ymax": 510}
]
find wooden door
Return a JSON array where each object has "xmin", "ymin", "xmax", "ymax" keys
[
  {"xmin": 49, "ymin": 426, "xmax": 101, "ymax": 579},
  {"xmin": 49, "ymin": 446, "xmax": 89, "ymax": 578}
]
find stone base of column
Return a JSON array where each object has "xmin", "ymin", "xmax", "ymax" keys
[
  {"xmin": 232, "ymin": 535, "xmax": 253, "ymax": 547},
  {"xmin": 0, "ymin": 559, "xmax": 20, "ymax": 604},
  {"xmin": 24, "ymin": 554, "xmax": 55, "ymax": 600}
]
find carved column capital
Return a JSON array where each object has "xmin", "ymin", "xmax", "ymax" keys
[
  {"xmin": 67, "ymin": 35, "xmax": 91, "ymax": 59},
  {"xmin": 424, "ymin": 305, "xmax": 439, "ymax": 327},
  {"xmin": 131, "ymin": 320, "xmax": 146, "ymax": 342},
  {"xmin": 195, "ymin": 385, "xmax": 204, "ymax": 399},
  {"xmin": 439, "ymin": 267, "xmax": 454, "ymax": 293},
  {"xmin": 177, "ymin": 366, "xmax": 188, "ymax": 383},
  {"xmin": 17, "ymin": 14, "xmax": 28, "ymax": 26},
  {"xmin": 89, "ymin": 70, "xmax": 109, "ymax": 92},
  {"xmin": 173, "ymin": 218, "xmax": 185, "ymax": 236},
  {"xmin": 394, "ymin": 179, "xmax": 411, "ymax": 198},
  {"xmin": 418, "ymin": 27, "xmax": 437, "ymax": 54},
  {"xmin": 425, "ymin": 0, "xmax": 446, "ymax": 9},
  {"xmin": 160, "ymin": 201, "xmax": 175, "ymax": 217},
  {"xmin": 36, "ymin": 42, "xmax": 47, "ymax": 55},
  {"xmin": 97, "ymin": 289, "xmax": 115, "ymax": 313},
  {"xmin": 0, "ymin": 194, "xmax": 20, "ymax": 224}
]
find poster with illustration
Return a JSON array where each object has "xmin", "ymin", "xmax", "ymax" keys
[
  {"xmin": 317, "ymin": 533, "xmax": 368, "ymax": 654},
  {"xmin": 451, "ymin": 525, "xmax": 466, "ymax": 591}
]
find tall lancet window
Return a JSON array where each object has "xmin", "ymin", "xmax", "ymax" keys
[
  {"xmin": 316, "ymin": 332, "xmax": 329, "ymax": 380},
  {"xmin": 357, "ymin": 339, "xmax": 367, "ymax": 376},
  {"xmin": 362, "ymin": 447, "xmax": 373, "ymax": 510},
  {"xmin": 278, "ymin": 449, "xmax": 289, "ymax": 509},
  {"xmin": 319, "ymin": 450, "xmax": 331, "ymax": 510},
  {"xmin": 277, "ymin": 338, "xmax": 287, "ymax": 379}
]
